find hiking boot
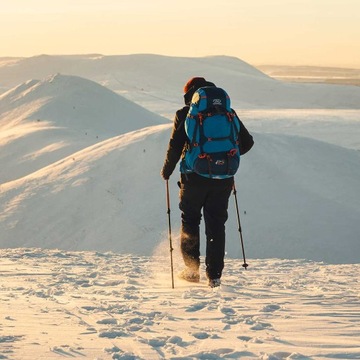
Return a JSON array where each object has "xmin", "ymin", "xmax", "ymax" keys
[
  {"xmin": 208, "ymin": 278, "xmax": 221, "ymax": 288},
  {"xmin": 178, "ymin": 267, "xmax": 200, "ymax": 283}
]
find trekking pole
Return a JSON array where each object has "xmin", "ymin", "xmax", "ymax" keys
[
  {"xmin": 165, "ymin": 180, "xmax": 175, "ymax": 289},
  {"xmin": 233, "ymin": 183, "xmax": 249, "ymax": 269}
]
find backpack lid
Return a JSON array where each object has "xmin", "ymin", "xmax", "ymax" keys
[{"xmin": 190, "ymin": 86, "xmax": 231, "ymax": 113}]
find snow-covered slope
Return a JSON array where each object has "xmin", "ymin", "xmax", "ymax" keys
[
  {"xmin": 1, "ymin": 125, "xmax": 359, "ymax": 264},
  {"xmin": 0, "ymin": 74, "xmax": 168, "ymax": 183},
  {"xmin": 0, "ymin": 54, "xmax": 359, "ymax": 265},
  {"xmin": 0, "ymin": 73, "xmax": 168, "ymax": 131}
]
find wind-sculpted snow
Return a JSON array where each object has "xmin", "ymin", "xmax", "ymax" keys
[{"xmin": 1, "ymin": 248, "xmax": 360, "ymax": 359}]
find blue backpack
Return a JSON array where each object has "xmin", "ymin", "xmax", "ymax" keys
[{"xmin": 181, "ymin": 86, "xmax": 241, "ymax": 179}]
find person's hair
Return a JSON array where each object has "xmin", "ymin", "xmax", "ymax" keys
[
  {"xmin": 183, "ymin": 77, "xmax": 207, "ymax": 94},
  {"xmin": 183, "ymin": 77, "xmax": 216, "ymax": 105}
]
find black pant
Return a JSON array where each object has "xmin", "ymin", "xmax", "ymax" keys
[{"xmin": 179, "ymin": 177, "xmax": 233, "ymax": 280}]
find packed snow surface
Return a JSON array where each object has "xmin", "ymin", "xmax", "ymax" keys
[{"xmin": 1, "ymin": 248, "xmax": 360, "ymax": 360}]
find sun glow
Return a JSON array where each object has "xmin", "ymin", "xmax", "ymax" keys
[{"xmin": 1, "ymin": 0, "xmax": 360, "ymax": 67}]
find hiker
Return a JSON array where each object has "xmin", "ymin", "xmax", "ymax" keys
[{"xmin": 161, "ymin": 77, "xmax": 254, "ymax": 287}]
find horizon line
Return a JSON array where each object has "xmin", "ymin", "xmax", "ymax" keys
[{"xmin": 0, "ymin": 53, "xmax": 359, "ymax": 70}]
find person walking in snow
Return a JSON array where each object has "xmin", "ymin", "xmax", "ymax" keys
[{"xmin": 161, "ymin": 77, "xmax": 254, "ymax": 287}]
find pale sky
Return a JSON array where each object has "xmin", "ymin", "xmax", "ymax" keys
[{"xmin": 1, "ymin": 0, "xmax": 359, "ymax": 67}]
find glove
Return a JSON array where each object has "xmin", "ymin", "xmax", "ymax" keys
[{"xmin": 161, "ymin": 167, "xmax": 170, "ymax": 180}]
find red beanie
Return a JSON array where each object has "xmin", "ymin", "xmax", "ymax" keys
[{"xmin": 183, "ymin": 77, "xmax": 207, "ymax": 94}]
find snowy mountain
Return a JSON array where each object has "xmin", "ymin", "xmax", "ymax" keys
[
  {"xmin": 0, "ymin": 73, "xmax": 168, "ymax": 182},
  {"xmin": 1, "ymin": 54, "xmax": 360, "ymax": 113},
  {"xmin": 0, "ymin": 73, "xmax": 167, "ymax": 131}
]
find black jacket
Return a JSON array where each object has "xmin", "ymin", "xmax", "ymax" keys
[{"xmin": 162, "ymin": 105, "xmax": 254, "ymax": 185}]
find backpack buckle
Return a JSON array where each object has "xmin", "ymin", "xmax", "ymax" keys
[{"xmin": 226, "ymin": 112, "xmax": 234, "ymax": 122}]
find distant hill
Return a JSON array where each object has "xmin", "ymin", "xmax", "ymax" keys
[
  {"xmin": 0, "ymin": 74, "xmax": 168, "ymax": 183},
  {"xmin": 1, "ymin": 54, "xmax": 360, "ymax": 112},
  {"xmin": 257, "ymin": 65, "xmax": 360, "ymax": 86}
]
